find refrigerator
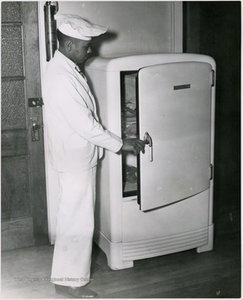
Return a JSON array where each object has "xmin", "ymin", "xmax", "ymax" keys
[{"xmin": 85, "ymin": 53, "xmax": 216, "ymax": 270}]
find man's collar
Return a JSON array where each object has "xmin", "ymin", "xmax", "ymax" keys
[{"xmin": 54, "ymin": 50, "xmax": 77, "ymax": 69}]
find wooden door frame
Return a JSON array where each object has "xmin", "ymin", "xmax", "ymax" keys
[{"xmin": 23, "ymin": 2, "xmax": 48, "ymax": 246}]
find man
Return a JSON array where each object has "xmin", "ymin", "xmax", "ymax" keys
[{"xmin": 43, "ymin": 14, "xmax": 145, "ymax": 298}]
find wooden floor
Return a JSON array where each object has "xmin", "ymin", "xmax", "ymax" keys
[{"xmin": 1, "ymin": 211, "xmax": 241, "ymax": 299}]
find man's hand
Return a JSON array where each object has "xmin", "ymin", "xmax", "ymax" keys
[{"xmin": 121, "ymin": 138, "xmax": 145, "ymax": 156}]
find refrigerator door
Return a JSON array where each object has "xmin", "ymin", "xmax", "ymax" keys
[{"xmin": 138, "ymin": 62, "xmax": 212, "ymax": 211}]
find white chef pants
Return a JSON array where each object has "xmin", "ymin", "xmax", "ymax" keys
[{"xmin": 51, "ymin": 166, "xmax": 97, "ymax": 287}]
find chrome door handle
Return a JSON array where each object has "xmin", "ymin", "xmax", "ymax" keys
[{"xmin": 143, "ymin": 132, "xmax": 153, "ymax": 162}]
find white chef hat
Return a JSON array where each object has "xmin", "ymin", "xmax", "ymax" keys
[{"xmin": 55, "ymin": 14, "xmax": 107, "ymax": 41}]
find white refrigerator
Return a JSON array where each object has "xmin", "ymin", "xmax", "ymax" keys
[{"xmin": 85, "ymin": 53, "xmax": 216, "ymax": 270}]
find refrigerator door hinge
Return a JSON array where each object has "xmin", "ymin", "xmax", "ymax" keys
[
  {"xmin": 209, "ymin": 164, "xmax": 214, "ymax": 180},
  {"xmin": 211, "ymin": 70, "xmax": 215, "ymax": 87}
]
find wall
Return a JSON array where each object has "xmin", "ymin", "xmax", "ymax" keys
[
  {"xmin": 52, "ymin": 1, "xmax": 182, "ymax": 56},
  {"xmin": 38, "ymin": 1, "xmax": 183, "ymax": 242}
]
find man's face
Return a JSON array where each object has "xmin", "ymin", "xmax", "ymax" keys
[{"xmin": 70, "ymin": 39, "xmax": 92, "ymax": 64}]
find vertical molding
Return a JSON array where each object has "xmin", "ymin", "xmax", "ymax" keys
[
  {"xmin": 171, "ymin": 2, "xmax": 183, "ymax": 53},
  {"xmin": 38, "ymin": 1, "xmax": 60, "ymax": 244}
]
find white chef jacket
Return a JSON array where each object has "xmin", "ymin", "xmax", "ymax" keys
[{"xmin": 43, "ymin": 50, "xmax": 123, "ymax": 172}]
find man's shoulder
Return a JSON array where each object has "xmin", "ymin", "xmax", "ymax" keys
[
  {"xmin": 45, "ymin": 58, "xmax": 66, "ymax": 75},
  {"xmin": 45, "ymin": 60, "xmax": 75, "ymax": 83}
]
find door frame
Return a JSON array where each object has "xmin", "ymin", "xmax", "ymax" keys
[{"xmin": 23, "ymin": 2, "xmax": 48, "ymax": 246}]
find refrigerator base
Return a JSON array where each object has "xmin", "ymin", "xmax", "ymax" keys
[
  {"xmin": 94, "ymin": 229, "xmax": 134, "ymax": 270},
  {"xmin": 196, "ymin": 224, "xmax": 214, "ymax": 253},
  {"xmin": 94, "ymin": 224, "xmax": 214, "ymax": 270}
]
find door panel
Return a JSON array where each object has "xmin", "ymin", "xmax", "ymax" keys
[
  {"xmin": 138, "ymin": 62, "xmax": 212, "ymax": 211},
  {"xmin": 1, "ymin": 2, "xmax": 48, "ymax": 250}
]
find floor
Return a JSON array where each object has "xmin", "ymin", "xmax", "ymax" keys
[{"xmin": 1, "ymin": 210, "xmax": 241, "ymax": 299}]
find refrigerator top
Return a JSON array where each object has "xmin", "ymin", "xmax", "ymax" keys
[{"xmin": 85, "ymin": 53, "xmax": 216, "ymax": 72}]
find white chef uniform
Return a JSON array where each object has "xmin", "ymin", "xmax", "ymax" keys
[{"xmin": 43, "ymin": 48, "xmax": 122, "ymax": 287}]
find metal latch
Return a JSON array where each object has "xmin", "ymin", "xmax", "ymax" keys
[
  {"xmin": 28, "ymin": 98, "xmax": 44, "ymax": 107},
  {"xmin": 30, "ymin": 117, "xmax": 41, "ymax": 142}
]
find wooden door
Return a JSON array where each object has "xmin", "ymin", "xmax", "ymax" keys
[{"xmin": 1, "ymin": 2, "xmax": 48, "ymax": 250}]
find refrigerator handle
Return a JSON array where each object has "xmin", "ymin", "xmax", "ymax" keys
[{"xmin": 143, "ymin": 132, "xmax": 153, "ymax": 162}]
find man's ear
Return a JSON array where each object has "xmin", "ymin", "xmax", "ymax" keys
[{"xmin": 66, "ymin": 40, "xmax": 73, "ymax": 51}]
